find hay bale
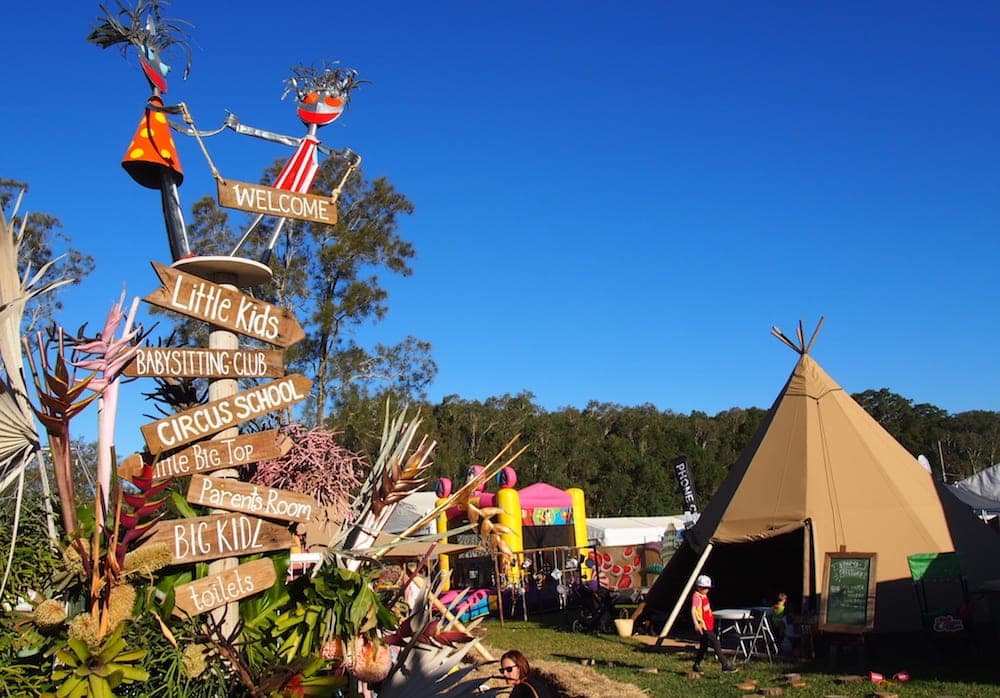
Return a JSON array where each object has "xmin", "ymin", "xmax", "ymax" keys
[
  {"xmin": 834, "ymin": 675, "xmax": 865, "ymax": 684},
  {"xmin": 532, "ymin": 658, "xmax": 650, "ymax": 698},
  {"xmin": 760, "ymin": 688, "xmax": 783, "ymax": 696},
  {"xmin": 783, "ymin": 673, "xmax": 801, "ymax": 682}
]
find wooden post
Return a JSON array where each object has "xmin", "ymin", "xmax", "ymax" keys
[
  {"xmin": 655, "ymin": 542, "xmax": 713, "ymax": 647},
  {"xmin": 493, "ymin": 552, "xmax": 505, "ymax": 628},
  {"xmin": 172, "ymin": 256, "xmax": 272, "ymax": 639},
  {"xmin": 207, "ymin": 273, "xmax": 240, "ymax": 636}
]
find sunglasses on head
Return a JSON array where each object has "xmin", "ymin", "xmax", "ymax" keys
[{"xmin": 500, "ymin": 665, "xmax": 517, "ymax": 674}]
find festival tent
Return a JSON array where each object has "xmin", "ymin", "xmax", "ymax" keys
[
  {"xmin": 587, "ymin": 516, "xmax": 686, "ymax": 547},
  {"xmin": 383, "ymin": 490, "xmax": 440, "ymax": 537},
  {"xmin": 645, "ymin": 321, "xmax": 1000, "ymax": 635},
  {"xmin": 950, "ymin": 464, "xmax": 1000, "ymax": 518}
]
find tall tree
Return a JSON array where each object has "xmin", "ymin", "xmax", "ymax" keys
[
  {"xmin": 182, "ymin": 158, "xmax": 436, "ymax": 426},
  {"xmin": 0, "ymin": 177, "xmax": 95, "ymax": 332}
]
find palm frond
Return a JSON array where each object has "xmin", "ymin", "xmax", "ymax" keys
[{"xmin": 0, "ymin": 385, "xmax": 40, "ymax": 493}]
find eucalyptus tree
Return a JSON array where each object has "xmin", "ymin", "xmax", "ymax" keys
[
  {"xmin": 0, "ymin": 177, "xmax": 95, "ymax": 332},
  {"xmin": 174, "ymin": 157, "xmax": 436, "ymax": 427}
]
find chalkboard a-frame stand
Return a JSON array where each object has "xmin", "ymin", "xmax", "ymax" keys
[{"xmin": 819, "ymin": 551, "xmax": 877, "ymax": 633}]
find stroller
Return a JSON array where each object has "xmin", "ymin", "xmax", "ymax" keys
[{"xmin": 571, "ymin": 582, "xmax": 618, "ymax": 633}]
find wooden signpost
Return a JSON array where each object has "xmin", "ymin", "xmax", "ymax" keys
[
  {"xmin": 172, "ymin": 558, "xmax": 277, "ymax": 617},
  {"xmin": 141, "ymin": 512, "xmax": 294, "ymax": 565},
  {"xmin": 144, "ymin": 262, "xmax": 305, "ymax": 348},
  {"xmin": 187, "ymin": 474, "xmax": 320, "ymax": 524},
  {"xmin": 140, "ymin": 374, "xmax": 312, "ymax": 454},
  {"xmin": 217, "ymin": 179, "xmax": 338, "ymax": 225},
  {"xmin": 132, "ymin": 259, "xmax": 310, "ymax": 616},
  {"xmin": 123, "ymin": 347, "xmax": 284, "ymax": 378},
  {"xmin": 118, "ymin": 429, "xmax": 293, "ymax": 481}
]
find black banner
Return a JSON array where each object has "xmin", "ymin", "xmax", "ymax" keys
[{"xmin": 672, "ymin": 456, "xmax": 698, "ymax": 517}]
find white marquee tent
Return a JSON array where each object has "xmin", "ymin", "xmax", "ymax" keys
[{"xmin": 587, "ymin": 515, "xmax": 686, "ymax": 548}]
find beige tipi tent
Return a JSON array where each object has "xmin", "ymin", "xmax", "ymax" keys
[{"xmin": 645, "ymin": 320, "xmax": 1000, "ymax": 635}]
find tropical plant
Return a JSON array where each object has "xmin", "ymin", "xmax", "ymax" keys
[{"xmin": 50, "ymin": 624, "xmax": 148, "ymax": 698}]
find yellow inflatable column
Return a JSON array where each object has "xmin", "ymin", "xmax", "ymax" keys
[
  {"xmin": 435, "ymin": 501, "xmax": 452, "ymax": 592},
  {"xmin": 496, "ymin": 487, "xmax": 524, "ymax": 584},
  {"xmin": 566, "ymin": 487, "xmax": 590, "ymax": 580}
]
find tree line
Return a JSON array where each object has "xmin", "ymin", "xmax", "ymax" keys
[{"xmin": 329, "ymin": 389, "xmax": 1000, "ymax": 518}]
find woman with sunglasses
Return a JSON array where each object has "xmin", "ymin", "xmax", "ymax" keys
[{"xmin": 499, "ymin": 649, "xmax": 552, "ymax": 698}]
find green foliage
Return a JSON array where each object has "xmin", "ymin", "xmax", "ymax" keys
[
  {"xmin": 50, "ymin": 625, "xmax": 148, "ymax": 698},
  {"xmin": 0, "ymin": 489, "xmax": 60, "ymax": 602}
]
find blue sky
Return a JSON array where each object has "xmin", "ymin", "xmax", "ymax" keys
[{"xmin": 4, "ymin": 2, "xmax": 999, "ymax": 453}]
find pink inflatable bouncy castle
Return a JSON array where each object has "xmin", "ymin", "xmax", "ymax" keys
[{"xmin": 434, "ymin": 466, "xmax": 589, "ymax": 593}]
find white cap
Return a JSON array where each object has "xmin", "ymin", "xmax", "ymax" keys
[{"xmin": 695, "ymin": 574, "xmax": 712, "ymax": 588}]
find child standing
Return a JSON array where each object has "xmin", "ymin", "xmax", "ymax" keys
[{"xmin": 691, "ymin": 575, "xmax": 738, "ymax": 674}]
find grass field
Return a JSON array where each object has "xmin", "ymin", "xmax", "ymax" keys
[{"xmin": 478, "ymin": 610, "xmax": 1000, "ymax": 697}]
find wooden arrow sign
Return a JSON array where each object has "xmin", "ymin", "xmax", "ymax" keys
[
  {"xmin": 140, "ymin": 374, "xmax": 312, "ymax": 454},
  {"xmin": 123, "ymin": 347, "xmax": 284, "ymax": 378},
  {"xmin": 143, "ymin": 262, "xmax": 305, "ymax": 348},
  {"xmin": 118, "ymin": 429, "xmax": 293, "ymax": 481},
  {"xmin": 172, "ymin": 558, "xmax": 276, "ymax": 617},
  {"xmin": 141, "ymin": 512, "xmax": 293, "ymax": 565},
  {"xmin": 187, "ymin": 475, "xmax": 320, "ymax": 524},
  {"xmin": 218, "ymin": 179, "xmax": 338, "ymax": 225}
]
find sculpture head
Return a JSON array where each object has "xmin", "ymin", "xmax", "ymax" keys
[
  {"xmin": 88, "ymin": 0, "xmax": 192, "ymax": 94},
  {"xmin": 285, "ymin": 64, "xmax": 367, "ymax": 128}
]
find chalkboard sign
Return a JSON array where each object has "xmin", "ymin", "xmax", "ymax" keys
[{"xmin": 819, "ymin": 552, "xmax": 877, "ymax": 633}]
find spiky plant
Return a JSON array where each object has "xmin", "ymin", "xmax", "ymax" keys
[
  {"xmin": 378, "ymin": 581, "xmax": 500, "ymax": 697},
  {"xmin": 249, "ymin": 424, "xmax": 364, "ymax": 524},
  {"xmin": 324, "ymin": 405, "xmax": 436, "ymax": 571}
]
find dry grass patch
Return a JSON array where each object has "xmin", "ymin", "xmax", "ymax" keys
[{"xmin": 469, "ymin": 645, "xmax": 649, "ymax": 698}]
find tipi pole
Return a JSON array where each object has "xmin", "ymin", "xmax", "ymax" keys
[
  {"xmin": 655, "ymin": 542, "xmax": 713, "ymax": 647},
  {"xmin": 802, "ymin": 520, "xmax": 813, "ymax": 611}
]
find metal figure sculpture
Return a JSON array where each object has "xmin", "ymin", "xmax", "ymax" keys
[
  {"xmin": 224, "ymin": 64, "xmax": 364, "ymax": 262},
  {"xmin": 88, "ymin": 0, "xmax": 193, "ymax": 261}
]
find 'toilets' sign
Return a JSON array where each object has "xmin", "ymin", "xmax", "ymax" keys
[{"xmin": 172, "ymin": 558, "xmax": 276, "ymax": 617}]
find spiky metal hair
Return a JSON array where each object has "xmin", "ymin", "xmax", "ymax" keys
[
  {"xmin": 87, "ymin": 0, "xmax": 193, "ymax": 79},
  {"xmin": 282, "ymin": 63, "xmax": 369, "ymax": 103}
]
